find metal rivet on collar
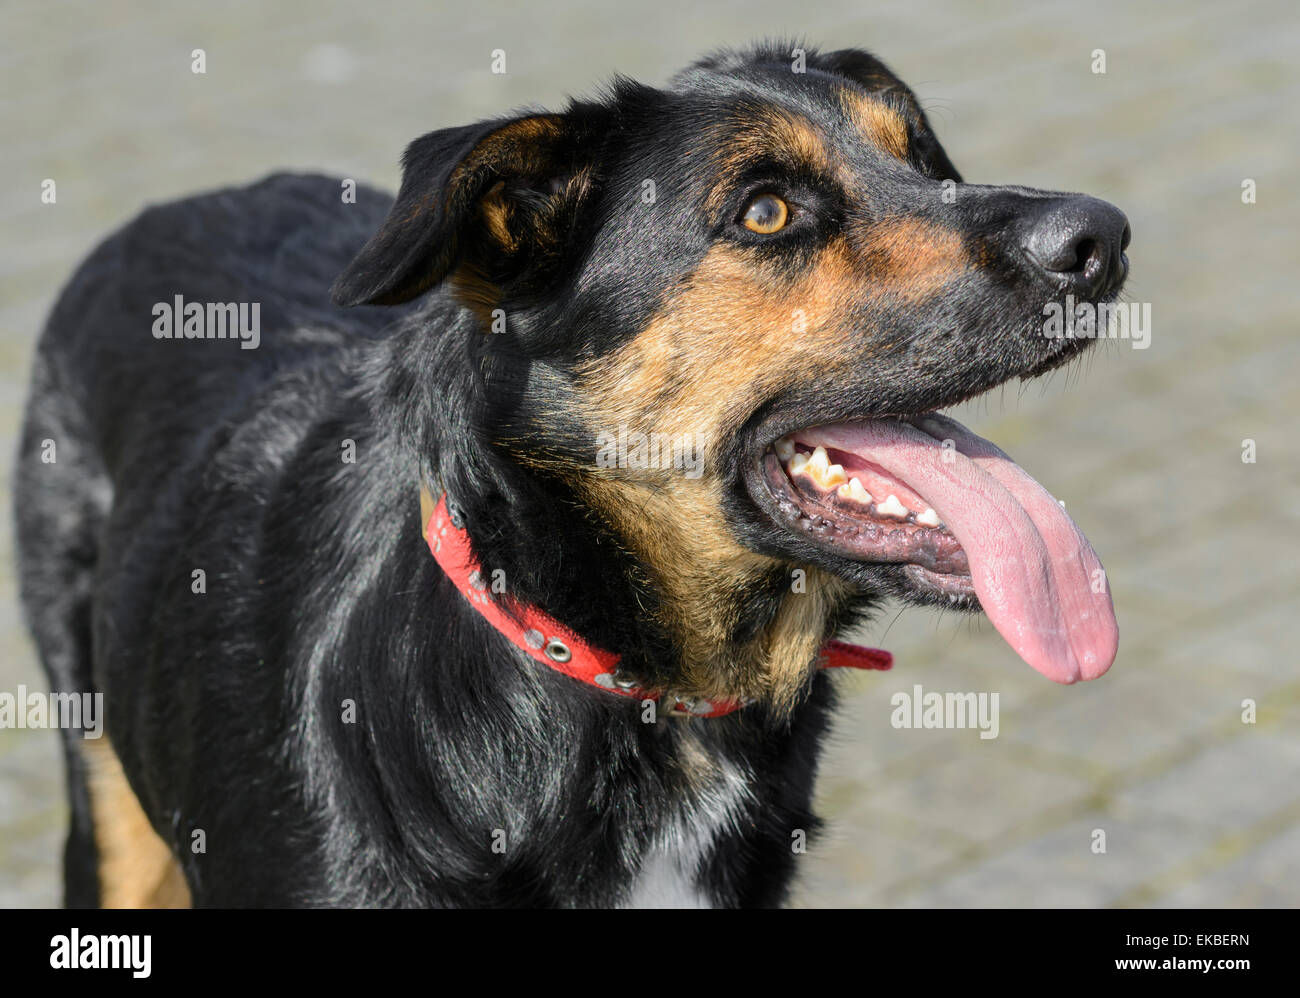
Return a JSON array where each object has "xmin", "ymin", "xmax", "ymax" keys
[
  {"xmin": 544, "ymin": 638, "xmax": 571, "ymax": 663},
  {"xmin": 612, "ymin": 671, "xmax": 639, "ymax": 691},
  {"xmin": 524, "ymin": 629, "xmax": 544, "ymax": 650},
  {"xmin": 671, "ymin": 697, "xmax": 713, "ymax": 717}
]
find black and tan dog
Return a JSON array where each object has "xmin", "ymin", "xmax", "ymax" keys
[{"xmin": 15, "ymin": 43, "xmax": 1125, "ymax": 907}]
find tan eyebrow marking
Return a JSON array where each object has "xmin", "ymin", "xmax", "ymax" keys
[{"xmin": 706, "ymin": 107, "xmax": 833, "ymax": 214}]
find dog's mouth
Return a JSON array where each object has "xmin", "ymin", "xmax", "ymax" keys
[{"xmin": 752, "ymin": 411, "xmax": 1118, "ymax": 684}]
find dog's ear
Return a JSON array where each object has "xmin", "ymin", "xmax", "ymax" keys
[
  {"xmin": 814, "ymin": 48, "xmax": 963, "ymax": 183},
  {"xmin": 332, "ymin": 111, "xmax": 603, "ymax": 307}
]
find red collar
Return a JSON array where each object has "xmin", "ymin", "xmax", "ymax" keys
[{"xmin": 422, "ymin": 491, "xmax": 891, "ymax": 718}]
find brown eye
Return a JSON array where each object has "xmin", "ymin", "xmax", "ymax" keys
[{"xmin": 742, "ymin": 194, "xmax": 789, "ymax": 234}]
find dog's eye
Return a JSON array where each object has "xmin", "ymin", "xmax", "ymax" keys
[{"xmin": 741, "ymin": 194, "xmax": 789, "ymax": 234}]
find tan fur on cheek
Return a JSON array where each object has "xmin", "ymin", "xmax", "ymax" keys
[
  {"xmin": 859, "ymin": 217, "xmax": 970, "ymax": 300},
  {"xmin": 575, "ymin": 240, "xmax": 865, "ymax": 443},
  {"xmin": 574, "ymin": 229, "xmax": 967, "ymax": 459}
]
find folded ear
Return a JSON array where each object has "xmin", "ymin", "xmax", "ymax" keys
[{"xmin": 332, "ymin": 111, "xmax": 602, "ymax": 307}]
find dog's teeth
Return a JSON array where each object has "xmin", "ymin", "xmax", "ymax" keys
[
  {"xmin": 807, "ymin": 449, "xmax": 845, "ymax": 488},
  {"xmin": 800, "ymin": 446, "xmax": 841, "ymax": 489},
  {"xmin": 775, "ymin": 437, "xmax": 795, "ymax": 461},
  {"xmin": 916, "ymin": 507, "xmax": 941, "ymax": 528},
  {"xmin": 876, "ymin": 494, "xmax": 909, "ymax": 520},
  {"xmin": 838, "ymin": 477, "xmax": 873, "ymax": 504},
  {"xmin": 789, "ymin": 452, "xmax": 809, "ymax": 474}
]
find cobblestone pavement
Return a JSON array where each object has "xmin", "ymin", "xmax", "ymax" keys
[{"xmin": 1, "ymin": 0, "xmax": 1296, "ymax": 907}]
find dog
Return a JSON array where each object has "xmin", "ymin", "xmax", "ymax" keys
[{"xmin": 15, "ymin": 42, "xmax": 1126, "ymax": 908}]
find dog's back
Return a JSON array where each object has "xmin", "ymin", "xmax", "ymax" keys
[{"xmin": 14, "ymin": 173, "xmax": 392, "ymax": 905}]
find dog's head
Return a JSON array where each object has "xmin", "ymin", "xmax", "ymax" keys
[{"xmin": 336, "ymin": 43, "xmax": 1124, "ymax": 709}]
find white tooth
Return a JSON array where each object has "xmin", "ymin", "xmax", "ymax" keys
[
  {"xmin": 916, "ymin": 507, "xmax": 941, "ymax": 528},
  {"xmin": 837, "ymin": 483, "xmax": 851, "ymax": 498},
  {"xmin": 789, "ymin": 452, "xmax": 809, "ymax": 474},
  {"xmin": 775, "ymin": 437, "xmax": 795, "ymax": 461},
  {"xmin": 848, "ymin": 478, "xmax": 873, "ymax": 505},
  {"xmin": 876, "ymin": 494, "xmax": 909, "ymax": 520},
  {"xmin": 822, "ymin": 462, "xmax": 847, "ymax": 488}
]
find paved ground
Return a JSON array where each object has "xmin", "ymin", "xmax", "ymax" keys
[{"xmin": 1, "ymin": 0, "xmax": 1296, "ymax": 907}]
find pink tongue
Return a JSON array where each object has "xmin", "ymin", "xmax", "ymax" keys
[{"xmin": 803, "ymin": 415, "xmax": 1118, "ymax": 683}]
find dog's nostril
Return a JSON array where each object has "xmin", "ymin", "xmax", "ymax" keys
[
  {"xmin": 1070, "ymin": 238, "xmax": 1098, "ymax": 274},
  {"xmin": 1022, "ymin": 196, "xmax": 1129, "ymax": 296}
]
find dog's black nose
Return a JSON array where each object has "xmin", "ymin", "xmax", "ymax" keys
[{"xmin": 1021, "ymin": 196, "xmax": 1130, "ymax": 297}]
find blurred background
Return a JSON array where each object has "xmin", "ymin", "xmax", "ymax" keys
[{"xmin": 2, "ymin": 0, "xmax": 1296, "ymax": 906}]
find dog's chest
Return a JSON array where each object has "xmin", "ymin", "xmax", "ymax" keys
[{"xmin": 620, "ymin": 751, "xmax": 752, "ymax": 909}]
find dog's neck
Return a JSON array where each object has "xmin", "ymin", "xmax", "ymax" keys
[{"xmin": 379, "ymin": 311, "xmax": 874, "ymax": 718}]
